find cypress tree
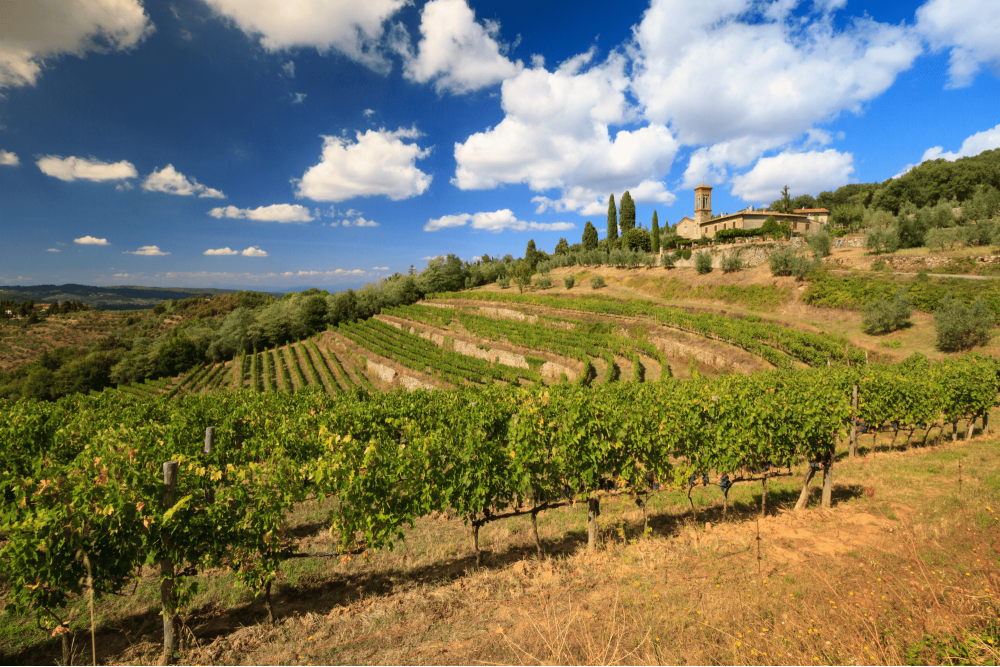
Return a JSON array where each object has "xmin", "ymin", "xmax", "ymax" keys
[
  {"xmin": 619, "ymin": 191, "xmax": 635, "ymax": 233},
  {"xmin": 525, "ymin": 239, "xmax": 539, "ymax": 269},
  {"xmin": 651, "ymin": 210, "xmax": 660, "ymax": 254},
  {"xmin": 582, "ymin": 221, "xmax": 598, "ymax": 249},
  {"xmin": 607, "ymin": 194, "xmax": 618, "ymax": 245}
]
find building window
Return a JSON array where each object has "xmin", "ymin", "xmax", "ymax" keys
[
  {"xmin": 793, "ymin": 221, "xmax": 798, "ymax": 230},
  {"xmin": 805, "ymin": 223, "xmax": 810, "ymax": 231}
]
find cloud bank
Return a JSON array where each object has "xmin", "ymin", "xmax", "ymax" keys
[{"xmin": 0, "ymin": 0, "xmax": 153, "ymax": 89}]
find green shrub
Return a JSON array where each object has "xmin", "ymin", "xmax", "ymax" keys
[
  {"xmin": 535, "ymin": 275, "xmax": 552, "ymax": 289},
  {"xmin": 694, "ymin": 251, "xmax": 713, "ymax": 274},
  {"xmin": 720, "ymin": 253, "xmax": 743, "ymax": 273},
  {"xmin": 563, "ymin": 275, "xmax": 575, "ymax": 289},
  {"xmin": 830, "ymin": 228, "xmax": 850, "ymax": 237},
  {"xmin": 590, "ymin": 275, "xmax": 607, "ymax": 289},
  {"xmin": 661, "ymin": 253, "xmax": 675, "ymax": 269},
  {"xmin": 497, "ymin": 275, "xmax": 510, "ymax": 289},
  {"xmin": 935, "ymin": 292, "xmax": 994, "ymax": 351},
  {"xmin": 864, "ymin": 227, "xmax": 900, "ymax": 255},
  {"xmin": 862, "ymin": 288, "xmax": 911, "ymax": 334},
  {"xmin": 681, "ymin": 249, "xmax": 692, "ymax": 260},
  {"xmin": 807, "ymin": 230, "xmax": 832, "ymax": 258},
  {"xmin": 714, "ymin": 228, "xmax": 758, "ymax": 242},
  {"xmin": 925, "ymin": 227, "xmax": 959, "ymax": 252},
  {"xmin": 769, "ymin": 249, "xmax": 816, "ymax": 279}
]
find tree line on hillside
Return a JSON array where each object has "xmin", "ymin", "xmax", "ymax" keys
[
  {"xmin": 0, "ymin": 257, "xmax": 506, "ymax": 402},
  {"xmin": 1, "ymin": 299, "xmax": 90, "ymax": 323}
]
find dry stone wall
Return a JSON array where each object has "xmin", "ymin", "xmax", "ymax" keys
[
  {"xmin": 652, "ymin": 335, "xmax": 760, "ymax": 374},
  {"xmin": 367, "ymin": 361, "xmax": 398, "ymax": 384},
  {"xmin": 478, "ymin": 307, "xmax": 538, "ymax": 323},
  {"xmin": 668, "ymin": 238, "xmax": 806, "ymax": 269}
]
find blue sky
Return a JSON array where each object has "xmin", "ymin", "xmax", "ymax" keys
[{"xmin": 1, "ymin": 0, "xmax": 999, "ymax": 291}]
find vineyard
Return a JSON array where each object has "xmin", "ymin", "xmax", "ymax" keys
[
  {"xmin": 85, "ymin": 292, "xmax": 874, "ymax": 400},
  {"xmin": 3, "ymin": 291, "xmax": 1000, "ymax": 663},
  {"xmin": 2, "ymin": 349, "xmax": 999, "ymax": 662}
]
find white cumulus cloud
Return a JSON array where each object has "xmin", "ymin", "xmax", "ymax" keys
[
  {"xmin": 46, "ymin": 248, "xmax": 60, "ymax": 252},
  {"xmin": 372, "ymin": 266, "xmax": 389, "ymax": 270},
  {"xmin": 921, "ymin": 124, "xmax": 1000, "ymax": 162},
  {"xmin": 916, "ymin": 0, "xmax": 1000, "ymax": 88},
  {"xmin": 208, "ymin": 204, "xmax": 314, "ymax": 223},
  {"xmin": 0, "ymin": 149, "xmax": 19, "ymax": 166},
  {"xmin": 631, "ymin": 0, "xmax": 922, "ymax": 147},
  {"xmin": 242, "ymin": 246, "xmax": 268, "ymax": 257},
  {"xmin": 730, "ymin": 149, "xmax": 855, "ymax": 203},
  {"xmin": 37, "ymin": 155, "xmax": 137, "ymax": 182},
  {"xmin": 296, "ymin": 127, "xmax": 432, "ymax": 202},
  {"xmin": 0, "ymin": 0, "xmax": 153, "ymax": 89},
  {"xmin": 124, "ymin": 245, "xmax": 170, "ymax": 256},
  {"xmin": 453, "ymin": 51, "xmax": 679, "ymax": 215},
  {"xmin": 202, "ymin": 0, "xmax": 407, "ymax": 74},
  {"xmin": 142, "ymin": 164, "xmax": 226, "ymax": 198},
  {"xmin": 74, "ymin": 236, "xmax": 110, "ymax": 245},
  {"xmin": 424, "ymin": 209, "xmax": 575, "ymax": 233},
  {"xmin": 204, "ymin": 247, "xmax": 239, "ymax": 256},
  {"xmin": 403, "ymin": 0, "xmax": 522, "ymax": 94}
]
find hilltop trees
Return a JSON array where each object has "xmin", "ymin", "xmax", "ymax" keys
[
  {"xmin": 607, "ymin": 194, "xmax": 619, "ymax": 247},
  {"xmin": 619, "ymin": 190, "xmax": 636, "ymax": 233},
  {"xmin": 582, "ymin": 221, "xmax": 599, "ymax": 250}
]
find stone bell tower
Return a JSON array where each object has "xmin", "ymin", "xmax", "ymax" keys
[{"xmin": 694, "ymin": 184, "xmax": 713, "ymax": 223}]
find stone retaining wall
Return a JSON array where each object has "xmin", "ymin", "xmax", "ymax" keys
[
  {"xmin": 668, "ymin": 237, "xmax": 806, "ymax": 269},
  {"xmin": 478, "ymin": 306, "xmax": 538, "ymax": 323},
  {"xmin": 367, "ymin": 361, "xmax": 398, "ymax": 384}
]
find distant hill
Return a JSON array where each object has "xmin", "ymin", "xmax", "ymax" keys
[{"xmin": 0, "ymin": 284, "xmax": 284, "ymax": 310}]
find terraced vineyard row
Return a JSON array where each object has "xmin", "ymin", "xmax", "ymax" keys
[
  {"xmin": 384, "ymin": 304, "xmax": 666, "ymax": 373},
  {"xmin": 428, "ymin": 291, "xmax": 864, "ymax": 368},
  {"xmin": 339, "ymin": 318, "xmax": 541, "ymax": 386}
]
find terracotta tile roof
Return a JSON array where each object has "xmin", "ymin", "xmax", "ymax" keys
[
  {"xmin": 695, "ymin": 184, "xmax": 713, "ymax": 190},
  {"xmin": 794, "ymin": 208, "xmax": 830, "ymax": 213}
]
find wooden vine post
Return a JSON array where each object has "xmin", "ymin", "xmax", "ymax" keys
[
  {"xmin": 587, "ymin": 497, "xmax": 600, "ymax": 550},
  {"xmin": 849, "ymin": 385, "xmax": 859, "ymax": 458},
  {"xmin": 204, "ymin": 427, "xmax": 215, "ymax": 503},
  {"xmin": 530, "ymin": 499, "xmax": 543, "ymax": 557},
  {"xmin": 160, "ymin": 460, "xmax": 179, "ymax": 665}
]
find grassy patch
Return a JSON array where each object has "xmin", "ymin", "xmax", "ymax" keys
[
  {"xmin": 803, "ymin": 272, "xmax": 1000, "ymax": 317},
  {"xmin": 625, "ymin": 276, "xmax": 792, "ymax": 311}
]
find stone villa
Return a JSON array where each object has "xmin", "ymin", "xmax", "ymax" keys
[{"xmin": 676, "ymin": 185, "xmax": 829, "ymax": 240}]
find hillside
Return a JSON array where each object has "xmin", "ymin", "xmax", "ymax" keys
[
  {"xmin": 5, "ymin": 241, "xmax": 1000, "ymax": 667},
  {"xmin": 0, "ymin": 284, "xmax": 283, "ymax": 310}
]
